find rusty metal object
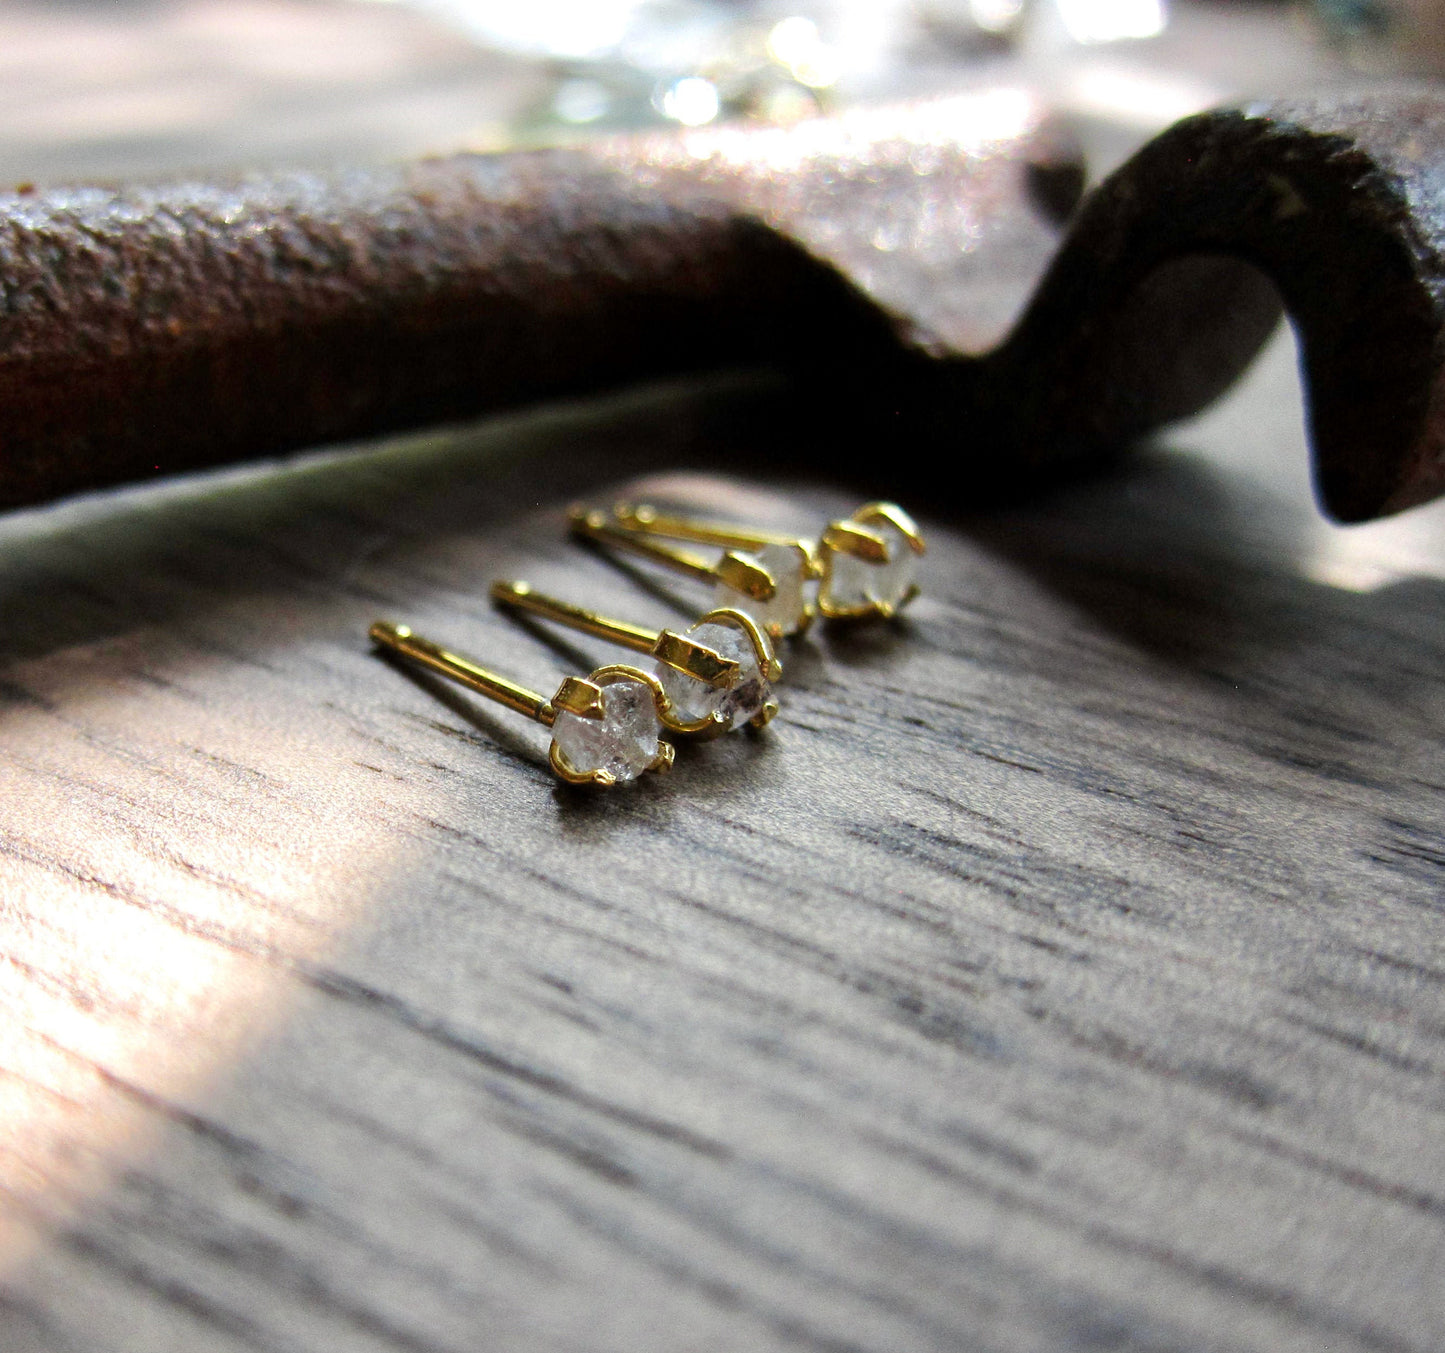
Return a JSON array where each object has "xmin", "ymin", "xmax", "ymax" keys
[
  {"xmin": 1, "ymin": 88, "xmax": 1444, "ymax": 521},
  {"xmin": 0, "ymin": 95, "xmax": 1072, "ymax": 512},
  {"xmin": 979, "ymin": 88, "xmax": 1445, "ymax": 521}
]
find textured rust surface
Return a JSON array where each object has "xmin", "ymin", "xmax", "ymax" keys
[
  {"xmin": 0, "ymin": 94, "xmax": 1068, "ymax": 512},
  {"xmin": 4, "ymin": 88, "xmax": 1445, "ymax": 520}
]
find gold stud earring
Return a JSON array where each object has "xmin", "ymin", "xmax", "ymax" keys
[
  {"xmin": 611, "ymin": 500, "xmax": 926, "ymax": 622},
  {"xmin": 814, "ymin": 502, "xmax": 926, "ymax": 620},
  {"xmin": 369, "ymin": 621, "xmax": 674, "ymax": 787},
  {"xmin": 568, "ymin": 506, "xmax": 818, "ymax": 640},
  {"xmin": 490, "ymin": 581, "xmax": 780, "ymax": 737}
]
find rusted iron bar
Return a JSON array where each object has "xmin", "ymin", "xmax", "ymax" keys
[
  {"xmin": 4, "ymin": 89, "xmax": 1445, "ymax": 521},
  {"xmin": 0, "ymin": 96, "xmax": 1074, "ymax": 511}
]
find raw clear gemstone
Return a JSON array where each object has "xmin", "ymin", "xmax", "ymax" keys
[
  {"xmin": 714, "ymin": 543, "xmax": 808, "ymax": 636},
  {"xmin": 550, "ymin": 676, "xmax": 661, "ymax": 783},
  {"xmin": 655, "ymin": 620, "xmax": 772, "ymax": 730},
  {"xmin": 822, "ymin": 520, "xmax": 917, "ymax": 615}
]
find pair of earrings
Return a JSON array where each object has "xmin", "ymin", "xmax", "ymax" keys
[
  {"xmin": 370, "ymin": 500, "xmax": 924, "ymax": 788},
  {"xmin": 573, "ymin": 498, "xmax": 925, "ymax": 635}
]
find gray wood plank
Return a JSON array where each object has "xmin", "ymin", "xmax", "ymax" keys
[{"xmin": 1, "ymin": 344, "xmax": 1443, "ymax": 1353}]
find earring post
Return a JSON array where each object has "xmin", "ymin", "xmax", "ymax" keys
[
  {"xmin": 611, "ymin": 502, "xmax": 800, "ymax": 552},
  {"xmin": 568, "ymin": 507, "xmax": 720, "ymax": 585},
  {"xmin": 490, "ymin": 580, "xmax": 657, "ymax": 653},
  {"xmin": 369, "ymin": 621, "xmax": 554, "ymax": 723}
]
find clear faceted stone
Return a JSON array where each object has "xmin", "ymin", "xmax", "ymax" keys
[
  {"xmin": 550, "ymin": 676, "xmax": 661, "ymax": 783},
  {"xmin": 655, "ymin": 620, "xmax": 772, "ymax": 730},
  {"xmin": 822, "ymin": 520, "xmax": 917, "ymax": 615},
  {"xmin": 714, "ymin": 543, "xmax": 807, "ymax": 636}
]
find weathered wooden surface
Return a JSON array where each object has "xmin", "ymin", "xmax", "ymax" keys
[{"xmin": 0, "ymin": 334, "xmax": 1443, "ymax": 1351}]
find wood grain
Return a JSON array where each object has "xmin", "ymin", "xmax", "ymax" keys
[{"xmin": 1, "ymin": 344, "xmax": 1443, "ymax": 1353}]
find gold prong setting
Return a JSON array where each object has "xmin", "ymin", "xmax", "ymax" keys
[
  {"xmin": 550, "ymin": 675, "xmax": 607, "ymax": 720},
  {"xmin": 712, "ymin": 542, "xmax": 816, "ymax": 639},
  {"xmin": 651, "ymin": 607, "xmax": 779, "ymax": 734},
  {"xmin": 818, "ymin": 502, "xmax": 926, "ymax": 620},
  {"xmin": 652, "ymin": 630, "xmax": 742, "ymax": 687},
  {"xmin": 547, "ymin": 665, "xmax": 675, "ymax": 786},
  {"xmin": 715, "ymin": 551, "xmax": 777, "ymax": 603}
]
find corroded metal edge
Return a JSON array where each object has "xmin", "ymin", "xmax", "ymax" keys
[{"xmin": 972, "ymin": 88, "xmax": 1445, "ymax": 522}]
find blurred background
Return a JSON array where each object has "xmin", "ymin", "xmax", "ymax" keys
[{"xmin": 1, "ymin": 0, "xmax": 1426, "ymax": 190}]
